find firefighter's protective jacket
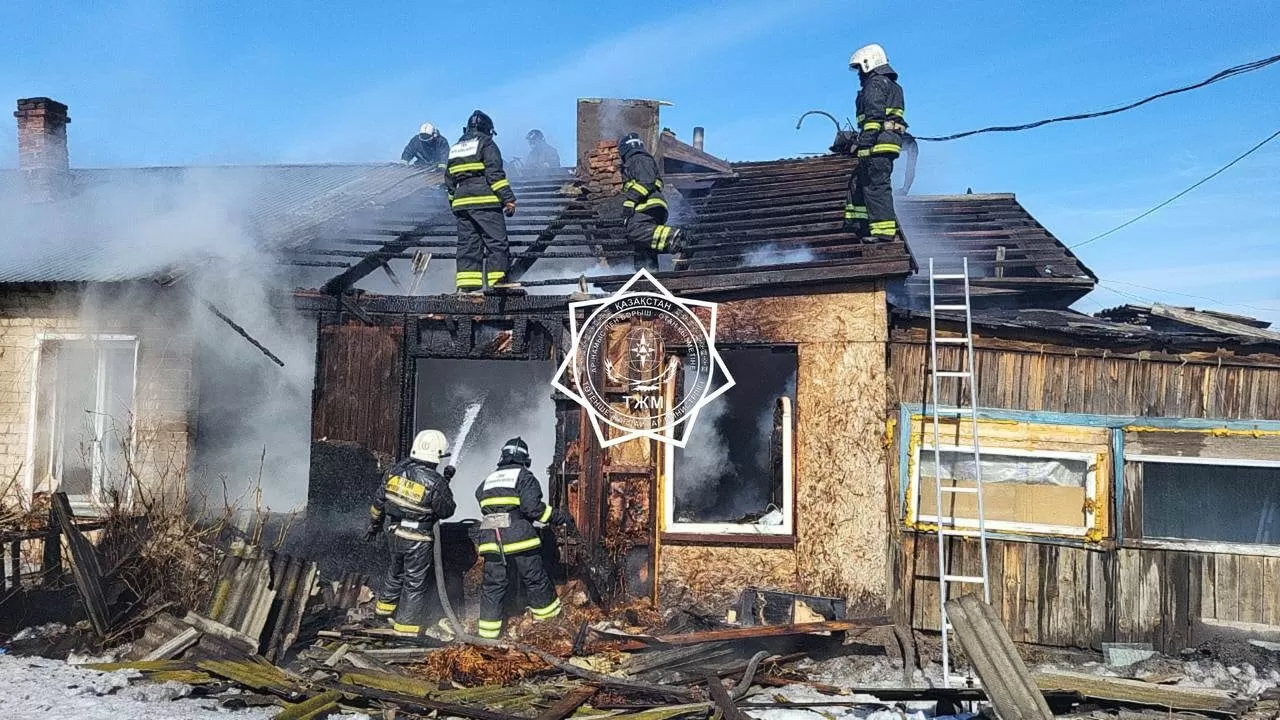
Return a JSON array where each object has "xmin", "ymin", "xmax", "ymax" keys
[
  {"xmin": 445, "ymin": 131, "xmax": 517, "ymax": 212},
  {"xmin": 370, "ymin": 459, "xmax": 457, "ymax": 540},
  {"xmin": 526, "ymin": 141, "xmax": 561, "ymax": 170},
  {"xmin": 620, "ymin": 145, "xmax": 667, "ymax": 216},
  {"xmin": 402, "ymin": 134, "xmax": 449, "ymax": 168},
  {"xmin": 855, "ymin": 64, "xmax": 907, "ymax": 158},
  {"xmin": 474, "ymin": 463, "xmax": 552, "ymax": 555}
]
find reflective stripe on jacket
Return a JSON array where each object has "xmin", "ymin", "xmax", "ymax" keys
[
  {"xmin": 370, "ymin": 459, "xmax": 457, "ymax": 540},
  {"xmin": 444, "ymin": 131, "xmax": 517, "ymax": 212},
  {"xmin": 473, "ymin": 463, "xmax": 551, "ymax": 555},
  {"xmin": 620, "ymin": 148, "xmax": 668, "ymax": 215},
  {"xmin": 855, "ymin": 65, "xmax": 906, "ymax": 158}
]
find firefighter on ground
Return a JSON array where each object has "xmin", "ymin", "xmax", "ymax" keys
[
  {"xmin": 446, "ymin": 110, "xmax": 519, "ymax": 293},
  {"xmin": 524, "ymin": 129, "xmax": 561, "ymax": 170},
  {"xmin": 473, "ymin": 437, "xmax": 574, "ymax": 639},
  {"xmin": 366, "ymin": 429, "xmax": 458, "ymax": 637},
  {"xmin": 401, "ymin": 123, "xmax": 449, "ymax": 170},
  {"xmin": 619, "ymin": 133, "xmax": 688, "ymax": 272},
  {"xmin": 843, "ymin": 43, "xmax": 907, "ymax": 243}
]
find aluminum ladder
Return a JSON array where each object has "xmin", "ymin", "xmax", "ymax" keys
[{"xmin": 927, "ymin": 257, "xmax": 991, "ymax": 688}]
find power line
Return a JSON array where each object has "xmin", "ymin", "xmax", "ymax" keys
[
  {"xmin": 1069, "ymin": 128, "xmax": 1280, "ymax": 250},
  {"xmin": 916, "ymin": 52, "xmax": 1280, "ymax": 142},
  {"xmin": 1103, "ymin": 280, "xmax": 1280, "ymax": 314}
]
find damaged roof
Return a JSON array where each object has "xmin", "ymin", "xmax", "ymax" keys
[
  {"xmin": 0, "ymin": 163, "xmax": 438, "ymax": 283},
  {"xmin": 895, "ymin": 192, "xmax": 1096, "ymax": 310},
  {"xmin": 893, "ymin": 305, "xmax": 1280, "ymax": 354}
]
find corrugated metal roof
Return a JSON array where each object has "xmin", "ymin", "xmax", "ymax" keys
[{"xmin": 0, "ymin": 164, "xmax": 437, "ymax": 282}]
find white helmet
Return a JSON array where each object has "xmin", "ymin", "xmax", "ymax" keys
[
  {"xmin": 410, "ymin": 429, "xmax": 449, "ymax": 463},
  {"xmin": 849, "ymin": 44, "xmax": 889, "ymax": 74},
  {"xmin": 419, "ymin": 122, "xmax": 437, "ymax": 137}
]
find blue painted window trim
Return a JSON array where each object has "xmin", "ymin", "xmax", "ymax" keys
[{"xmin": 895, "ymin": 403, "xmax": 1280, "ymax": 545}]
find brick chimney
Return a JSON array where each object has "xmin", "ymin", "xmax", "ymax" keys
[
  {"xmin": 575, "ymin": 98, "xmax": 665, "ymax": 171},
  {"xmin": 14, "ymin": 97, "xmax": 71, "ymax": 201}
]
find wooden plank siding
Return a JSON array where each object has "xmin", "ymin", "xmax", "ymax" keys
[
  {"xmin": 311, "ymin": 322, "xmax": 404, "ymax": 458},
  {"xmin": 890, "ymin": 334, "xmax": 1280, "ymax": 653},
  {"xmin": 901, "ymin": 532, "xmax": 1280, "ymax": 652},
  {"xmin": 890, "ymin": 337, "xmax": 1280, "ymax": 420}
]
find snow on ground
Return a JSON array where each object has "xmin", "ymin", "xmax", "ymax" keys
[{"xmin": 0, "ymin": 655, "xmax": 369, "ymax": 720}]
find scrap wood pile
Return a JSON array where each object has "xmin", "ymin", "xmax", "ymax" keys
[{"xmin": 92, "ymin": 606, "xmax": 896, "ymax": 720}]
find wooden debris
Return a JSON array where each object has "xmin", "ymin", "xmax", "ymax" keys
[
  {"xmin": 648, "ymin": 617, "xmax": 889, "ymax": 646},
  {"xmin": 705, "ymin": 675, "xmax": 750, "ymax": 720},
  {"xmin": 322, "ymin": 643, "xmax": 350, "ymax": 668},
  {"xmin": 945, "ymin": 594, "xmax": 1054, "ymax": 720},
  {"xmin": 533, "ymin": 686, "xmax": 598, "ymax": 720},
  {"xmin": 324, "ymin": 681, "xmax": 528, "ymax": 720},
  {"xmin": 273, "ymin": 690, "xmax": 342, "ymax": 720},
  {"xmin": 412, "ymin": 644, "xmax": 550, "ymax": 686},
  {"xmin": 141, "ymin": 627, "xmax": 201, "ymax": 661},
  {"xmin": 1034, "ymin": 670, "xmax": 1248, "ymax": 715},
  {"xmin": 51, "ymin": 492, "xmax": 110, "ymax": 636}
]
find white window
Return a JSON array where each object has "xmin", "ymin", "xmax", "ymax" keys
[
  {"xmin": 30, "ymin": 336, "xmax": 138, "ymax": 507},
  {"xmin": 662, "ymin": 347, "xmax": 796, "ymax": 537},
  {"xmin": 1130, "ymin": 455, "xmax": 1280, "ymax": 547},
  {"xmin": 911, "ymin": 444, "xmax": 1099, "ymax": 537}
]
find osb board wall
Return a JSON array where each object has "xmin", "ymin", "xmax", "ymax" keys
[
  {"xmin": 0, "ymin": 285, "xmax": 193, "ymax": 506},
  {"xmin": 890, "ymin": 340, "xmax": 1280, "ymax": 419},
  {"xmin": 898, "ymin": 532, "xmax": 1280, "ymax": 652},
  {"xmin": 659, "ymin": 285, "xmax": 891, "ymax": 613},
  {"xmin": 659, "ymin": 544, "xmax": 800, "ymax": 608},
  {"xmin": 312, "ymin": 322, "xmax": 403, "ymax": 458}
]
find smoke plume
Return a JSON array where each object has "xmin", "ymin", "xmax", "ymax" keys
[{"xmin": 1, "ymin": 168, "xmax": 317, "ymax": 512}]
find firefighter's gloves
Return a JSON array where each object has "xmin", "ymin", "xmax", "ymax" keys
[
  {"xmin": 442, "ymin": 465, "xmax": 457, "ymax": 482},
  {"xmin": 504, "ymin": 201, "xmax": 517, "ymax": 217},
  {"xmin": 621, "ymin": 206, "xmax": 635, "ymax": 225},
  {"xmin": 365, "ymin": 518, "xmax": 383, "ymax": 543},
  {"xmin": 549, "ymin": 508, "xmax": 577, "ymax": 534}
]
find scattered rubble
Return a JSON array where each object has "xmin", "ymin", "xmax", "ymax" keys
[{"xmin": 9, "ymin": 496, "xmax": 1280, "ymax": 719}]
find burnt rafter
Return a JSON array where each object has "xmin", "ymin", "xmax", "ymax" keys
[{"xmin": 318, "ymin": 208, "xmax": 453, "ymax": 295}]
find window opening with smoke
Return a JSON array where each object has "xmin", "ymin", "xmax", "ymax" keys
[
  {"xmin": 31, "ymin": 336, "xmax": 138, "ymax": 508},
  {"xmin": 664, "ymin": 346, "xmax": 797, "ymax": 535}
]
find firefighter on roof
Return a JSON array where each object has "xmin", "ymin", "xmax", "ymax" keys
[
  {"xmin": 367, "ymin": 429, "xmax": 458, "ymax": 637},
  {"xmin": 472, "ymin": 437, "xmax": 574, "ymax": 639},
  {"xmin": 618, "ymin": 133, "xmax": 690, "ymax": 271},
  {"xmin": 446, "ymin": 110, "xmax": 519, "ymax": 293},
  {"xmin": 843, "ymin": 43, "xmax": 907, "ymax": 243},
  {"xmin": 524, "ymin": 129, "xmax": 562, "ymax": 170},
  {"xmin": 401, "ymin": 123, "xmax": 448, "ymax": 170}
]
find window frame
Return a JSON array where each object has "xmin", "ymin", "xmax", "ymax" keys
[
  {"xmin": 662, "ymin": 394, "xmax": 795, "ymax": 539},
  {"xmin": 26, "ymin": 333, "xmax": 140, "ymax": 510},
  {"xmin": 909, "ymin": 441, "xmax": 1101, "ymax": 538},
  {"xmin": 1125, "ymin": 452, "xmax": 1280, "ymax": 555}
]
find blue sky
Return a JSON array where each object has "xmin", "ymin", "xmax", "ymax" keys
[{"xmin": 1, "ymin": 1, "xmax": 1278, "ymax": 321}]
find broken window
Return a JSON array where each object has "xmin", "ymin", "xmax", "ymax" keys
[
  {"xmin": 32, "ymin": 337, "xmax": 138, "ymax": 507},
  {"xmin": 1138, "ymin": 460, "xmax": 1280, "ymax": 546},
  {"xmin": 913, "ymin": 445, "xmax": 1098, "ymax": 536},
  {"xmin": 663, "ymin": 347, "xmax": 796, "ymax": 536}
]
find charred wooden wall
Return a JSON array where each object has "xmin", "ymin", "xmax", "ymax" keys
[
  {"xmin": 889, "ymin": 330, "xmax": 1280, "ymax": 652},
  {"xmin": 657, "ymin": 283, "xmax": 891, "ymax": 614},
  {"xmin": 311, "ymin": 321, "xmax": 404, "ymax": 458}
]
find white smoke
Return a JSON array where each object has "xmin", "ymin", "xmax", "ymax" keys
[
  {"xmin": 743, "ymin": 243, "xmax": 816, "ymax": 267},
  {"xmin": 1, "ymin": 168, "xmax": 317, "ymax": 513}
]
